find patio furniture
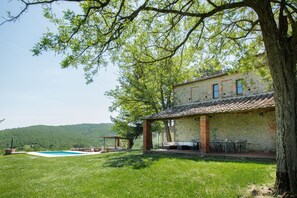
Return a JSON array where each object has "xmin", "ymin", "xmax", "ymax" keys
[
  {"xmin": 162, "ymin": 142, "xmax": 178, "ymax": 150},
  {"xmin": 162, "ymin": 141, "xmax": 200, "ymax": 151},
  {"xmin": 191, "ymin": 139, "xmax": 200, "ymax": 151},
  {"xmin": 210, "ymin": 141, "xmax": 224, "ymax": 152},
  {"xmin": 177, "ymin": 142, "xmax": 193, "ymax": 150},
  {"xmin": 235, "ymin": 140, "xmax": 247, "ymax": 152},
  {"xmin": 178, "ymin": 145, "xmax": 192, "ymax": 150},
  {"xmin": 225, "ymin": 140, "xmax": 236, "ymax": 153},
  {"xmin": 211, "ymin": 139, "xmax": 235, "ymax": 153}
]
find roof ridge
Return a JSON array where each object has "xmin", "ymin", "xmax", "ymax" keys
[{"xmin": 175, "ymin": 73, "xmax": 229, "ymax": 87}]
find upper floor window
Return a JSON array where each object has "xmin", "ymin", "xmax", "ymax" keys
[
  {"xmin": 213, "ymin": 84, "xmax": 219, "ymax": 99},
  {"xmin": 236, "ymin": 79, "xmax": 243, "ymax": 95}
]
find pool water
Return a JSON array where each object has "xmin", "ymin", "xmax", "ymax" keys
[
  {"xmin": 28, "ymin": 150, "xmax": 93, "ymax": 157},
  {"xmin": 38, "ymin": 151, "xmax": 84, "ymax": 155}
]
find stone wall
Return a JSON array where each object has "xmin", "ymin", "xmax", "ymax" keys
[
  {"xmin": 174, "ymin": 117, "xmax": 200, "ymax": 141},
  {"xmin": 174, "ymin": 72, "xmax": 272, "ymax": 106},
  {"xmin": 174, "ymin": 111, "xmax": 276, "ymax": 152},
  {"xmin": 209, "ymin": 111, "xmax": 276, "ymax": 152}
]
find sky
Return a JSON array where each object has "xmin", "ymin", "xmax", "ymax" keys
[{"xmin": 0, "ymin": 2, "xmax": 119, "ymax": 130}]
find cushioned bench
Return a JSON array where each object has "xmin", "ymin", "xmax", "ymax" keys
[
  {"xmin": 162, "ymin": 141, "xmax": 198, "ymax": 150},
  {"xmin": 162, "ymin": 142, "xmax": 178, "ymax": 149}
]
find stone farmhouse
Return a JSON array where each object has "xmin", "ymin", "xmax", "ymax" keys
[{"xmin": 143, "ymin": 72, "xmax": 276, "ymax": 154}]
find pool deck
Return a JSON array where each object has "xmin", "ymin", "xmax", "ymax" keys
[{"xmin": 3, "ymin": 151, "xmax": 27, "ymax": 155}]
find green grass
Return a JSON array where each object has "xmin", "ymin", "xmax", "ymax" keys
[{"xmin": 0, "ymin": 151, "xmax": 275, "ymax": 198}]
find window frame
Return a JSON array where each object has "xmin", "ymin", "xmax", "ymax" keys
[
  {"xmin": 236, "ymin": 79, "xmax": 243, "ymax": 95},
  {"xmin": 213, "ymin": 83, "xmax": 219, "ymax": 99}
]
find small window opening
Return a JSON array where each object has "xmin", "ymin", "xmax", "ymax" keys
[
  {"xmin": 213, "ymin": 84, "xmax": 219, "ymax": 99},
  {"xmin": 236, "ymin": 79, "xmax": 243, "ymax": 95}
]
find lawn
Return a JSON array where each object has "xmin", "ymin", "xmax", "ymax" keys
[{"xmin": 0, "ymin": 151, "xmax": 275, "ymax": 198}]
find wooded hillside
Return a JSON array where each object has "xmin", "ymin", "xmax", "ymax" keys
[{"xmin": 0, "ymin": 123, "xmax": 114, "ymax": 151}]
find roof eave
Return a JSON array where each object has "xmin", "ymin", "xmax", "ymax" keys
[{"xmin": 145, "ymin": 106, "xmax": 275, "ymax": 121}]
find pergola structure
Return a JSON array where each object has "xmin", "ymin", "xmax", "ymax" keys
[
  {"xmin": 143, "ymin": 116, "xmax": 210, "ymax": 153},
  {"xmin": 101, "ymin": 136, "xmax": 130, "ymax": 149},
  {"xmin": 143, "ymin": 92, "xmax": 275, "ymax": 154}
]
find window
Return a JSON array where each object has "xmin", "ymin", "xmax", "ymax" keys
[
  {"xmin": 213, "ymin": 84, "xmax": 219, "ymax": 99},
  {"xmin": 236, "ymin": 79, "xmax": 243, "ymax": 95}
]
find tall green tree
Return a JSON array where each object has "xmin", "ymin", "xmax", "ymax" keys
[
  {"xmin": 2, "ymin": 0, "xmax": 297, "ymax": 194},
  {"xmin": 107, "ymin": 45, "xmax": 192, "ymax": 144}
]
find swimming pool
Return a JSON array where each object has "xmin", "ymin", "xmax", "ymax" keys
[{"xmin": 28, "ymin": 151, "xmax": 97, "ymax": 157}]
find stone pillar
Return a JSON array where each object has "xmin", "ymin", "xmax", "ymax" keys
[
  {"xmin": 143, "ymin": 120, "xmax": 152, "ymax": 153},
  {"xmin": 200, "ymin": 115, "xmax": 210, "ymax": 153}
]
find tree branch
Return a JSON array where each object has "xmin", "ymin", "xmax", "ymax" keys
[
  {"xmin": 206, "ymin": 0, "xmax": 218, "ymax": 8},
  {"xmin": 269, "ymin": 0, "xmax": 297, "ymax": 13},
  {"xmin": 1, "ymin": 0, "xmax": 85, "ymax": 25},
  {"xmin": 143, "ymin": 1, "xmax": 246, "ymax": 18}
]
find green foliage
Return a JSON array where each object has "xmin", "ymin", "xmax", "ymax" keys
[
  {"xmin": 0, "ymin": 123, "xmax": 114, "ymax": 151},
  {"xmin": 106, "ymin": 48, "xmax": 192, "ymax": 142},
  {"xmin": 0, "ymin": 151, "xmax": 275, "ymax": 197},
  {"xmin": 29, "ymin": 0, "xmax": 261, "ymax": 83},
  {"xmin": 17, "ymin": 1, "xmax": 294, "ymax": 86}
]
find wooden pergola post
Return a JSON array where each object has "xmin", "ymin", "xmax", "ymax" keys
[
  {"xmin": 200, "ymin": 115, "xmax": 210, "ymax": 153},
  {"xmin": 143, "ymin": 120, "xmax": 152, "ymax": 153},
  {"xmin": 101, "ymin": 136, "xmax": 128, "ymax": 150}
]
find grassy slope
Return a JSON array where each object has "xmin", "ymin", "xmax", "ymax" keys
[
  {"xmin": 0, "ymin": 151, "xmax": 275, "ymax": 197},
  {"xmin": 0, "ymin": 123, "xmax": 114, "ymax": 151}
]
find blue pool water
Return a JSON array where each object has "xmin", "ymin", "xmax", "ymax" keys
[
  {"xmin": 38, "ymin": 151, "xmax": 84, "ymax": 155},
  {"xmin": 28, "ymin": 150, "xmax": 101, "ymax": 157},
  {"xmin": 28, "ymin": 150, "xmax": 90, "ymax": 157}
]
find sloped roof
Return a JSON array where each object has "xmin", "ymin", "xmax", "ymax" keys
[{"xmin": 145, "ymin": 92, "xmax": 275, "ymax": 120}]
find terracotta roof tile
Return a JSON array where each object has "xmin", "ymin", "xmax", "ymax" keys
[{"xmin": 146, "ymin": 92, "xmax": 275, "ymax": 120}]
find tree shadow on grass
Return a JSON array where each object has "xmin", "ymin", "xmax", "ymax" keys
[
  {"xmin": 102, "ymin": 151, "xmax": 161, "ymax": 170},
  {"xmin": 146, "ymin": 152, "xmax": 276, "ymax": 165},
  {"xmin": 102, "ymin": 150, "xmax": 274, "ymax": 170}
]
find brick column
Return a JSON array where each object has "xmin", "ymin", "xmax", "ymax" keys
[
  {"xmin": 200, "ymin": 115, "xmax": 210, "ymax": 153},
  {"xmin": 143, "ymin": 120, "xmax": 152, "ymax": 153}
]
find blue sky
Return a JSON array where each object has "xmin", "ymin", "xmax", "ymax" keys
[{"xmin": 0, "ymin": 2, "xmax": 118, "ymax": 130}]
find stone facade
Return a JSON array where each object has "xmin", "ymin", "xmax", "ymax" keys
[
  {"xmin": 175, "ymin": 117, "xmax": 200, "ymax": 141},
  {"xmin": 174, "ymin": 111, "xmax": 276, "ymax": 152},
  {"xmin": 174, "ymin": 72, "xmax": 271, "ymax": 106},
  {"xmin": 173, "ymin": 72, "xmax": 276, "ymax": 153}
]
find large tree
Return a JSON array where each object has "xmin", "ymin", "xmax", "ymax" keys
[
  {"xmin": 107, "ymin": 44, "xmax": 192, "ymax": 144},
  {"xmin": 2, "ymin": 0, "xmax": 297, "ymax": 195}
]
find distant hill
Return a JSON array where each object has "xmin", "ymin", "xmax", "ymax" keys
[{"xmin": 0, "ymin": 123, "xmax": 115, "ymax": 151}]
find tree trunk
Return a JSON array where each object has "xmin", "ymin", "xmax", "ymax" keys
[
  {"xmin": 163, "ymin": 120, "xmax": 172, "ymax": 142},
  {"xmin": 250, "ymin": 0, "xmax": 297, "ymax": 194},
  {"xmin": 128, "ymin": 138, "xmax": 134, "ymax": 149},
  {"xmin": 273, "ymin": 65, "xmax": 297, "ymax": 195}
]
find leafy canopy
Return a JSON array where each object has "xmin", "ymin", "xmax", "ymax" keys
[
  {"xmin": 106, "ymin": 42, "xmax": 193, "ymax": 142},
  {"xmin": 4, "ymin": 0, "xmax": 287, "ymax": 82}
]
